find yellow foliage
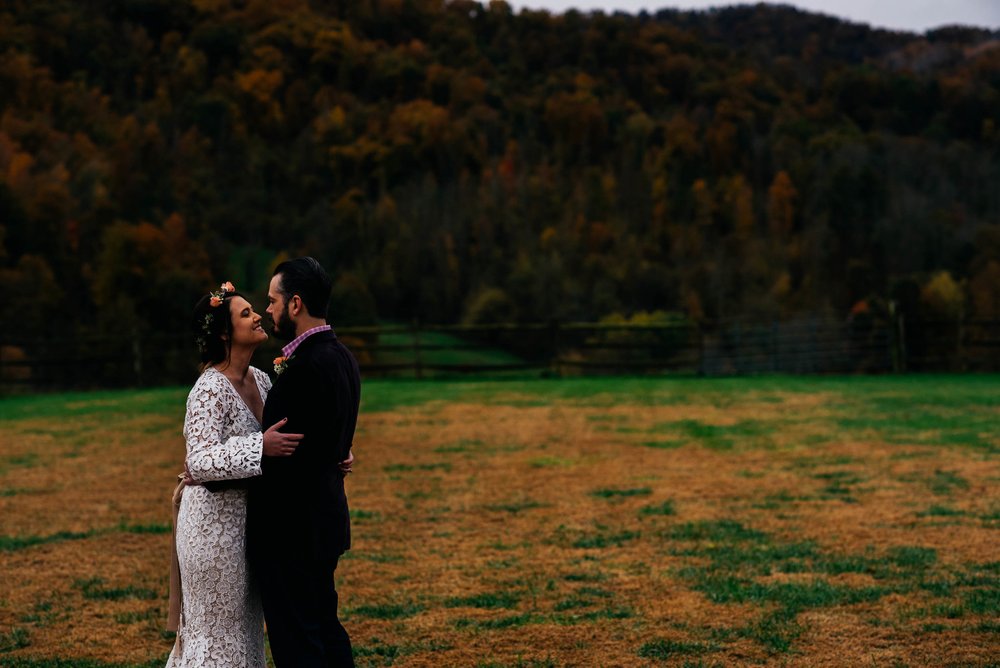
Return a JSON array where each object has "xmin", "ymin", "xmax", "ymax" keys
[
  {"xmin": 252, "ymin": 45, "xmax": 286, "ymax": 70},
  {"xmin": 664, "ymin": 114, "xmax": 699, "ymax": 158},
  {"xmin": 725, "ymin": 174, "xmax": 754, "ymax": 237},
  {"xmin": 0, "ymin": 132, "xmax": 15, "ymax": 169},
  {"xmin": 540, "ymin": 226, "xmax": 557, "ymax": 250},
  {"xmin": 920, "ymin": 271, "xmax": 964, "ymax": 319},
  {"xmin": 6, "ymin": 152, "xmax": 34, "ymax": 190},
  {"xmin": 236, "ymin": 68, "xmax": 284, "ymax": 102},
  {"xmin": 767, "ymin": 170, "xmax": 796, "ymax": 237},
  {"xmin": 388, "ymin": 99, "xmax": 449, "ymax": 145},
  {"xmin": 314, "ymin": 106, "xmax": 348, "ymax": 138},
  {"xmin": 174, "ymin": 46, "xmax": 207, "ymax": 89},
  {"xmin": 692, "ymin": 178, "xmax": 713, "ymax": 226},
  {"xmin": 770, "ymin": 272, "xmax": 792, "ymax": 299}
]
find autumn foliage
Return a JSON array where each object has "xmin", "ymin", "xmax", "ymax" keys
[{"xmin": 0, "ymin": 0, "xmax": 998, "ymax": 352}]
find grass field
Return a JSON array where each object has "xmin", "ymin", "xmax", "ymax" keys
[{"xmin": 1, "ymin": 375, "xmax": 998, "ymax": 667}]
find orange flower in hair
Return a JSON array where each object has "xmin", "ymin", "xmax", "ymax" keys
[{"xmin": 207, "ymin": 280, "xmax": 235, "ymax": 308}]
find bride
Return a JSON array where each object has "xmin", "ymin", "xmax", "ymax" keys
[{"xmin": 166, "ymin": 282, "xmax": 302, "ymax": 666}]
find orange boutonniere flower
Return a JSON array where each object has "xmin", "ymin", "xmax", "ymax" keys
[
  {"xmin": 221, "ymin": 281, "xmax": 235, "ymax": 293},
  {"xmin": 273, "ymin": 355, "xmax": 292, "ymax": 375}
]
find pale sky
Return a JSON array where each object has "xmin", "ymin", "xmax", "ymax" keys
[{"xmin": 506, "ymin": 0, "xmax": 1000, "ymax": 34}]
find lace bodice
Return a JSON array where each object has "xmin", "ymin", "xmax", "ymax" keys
[{"xmin": 183, "ymin": 366, "xmax": 271, "ymax": 483}]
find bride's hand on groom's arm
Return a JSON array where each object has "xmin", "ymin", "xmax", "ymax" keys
[{"xmin": 263, "ymin": 418, "xmax": 303, "ymax": 457}]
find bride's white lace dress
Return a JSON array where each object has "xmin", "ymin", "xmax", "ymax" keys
[{"xmin": 166, "ymin": 366, "xmax": 271, "ymax": 667}]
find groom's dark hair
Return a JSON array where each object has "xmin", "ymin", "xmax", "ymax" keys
[{"xmin": 273, "ymin": 256, "xmax": 332, "ymax": 319}]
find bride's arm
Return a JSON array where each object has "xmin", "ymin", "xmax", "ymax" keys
[{"xmin": 183, "ymin": 376, "xmax": 263, "ymax": 483}]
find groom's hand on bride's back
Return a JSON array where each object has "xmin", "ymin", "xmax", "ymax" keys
[
  {"xmin": 263, "ymin": 417, "xmax": 303, "ymax": 457},
  {"xmin": 338, "ymin": 447, "xmax": 354, "ymax": 476}
]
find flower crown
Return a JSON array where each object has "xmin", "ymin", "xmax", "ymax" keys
[{"xmin": 196, "ymin": 281, "xmax": 236, "ymax": 352}]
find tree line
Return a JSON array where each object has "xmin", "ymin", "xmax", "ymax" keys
[{"xmin": 1, "ymin": 0, "xmax": 999, "ymax": 361}]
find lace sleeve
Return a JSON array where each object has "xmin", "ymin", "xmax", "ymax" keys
[{"xmin": 183, "ymin": 373, "xmax": 264, "ymax": 483}]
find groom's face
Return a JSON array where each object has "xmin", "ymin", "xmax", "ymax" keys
[{"xmin": 266, "ymin": 274, "xmax": 295, "ymax": 341}]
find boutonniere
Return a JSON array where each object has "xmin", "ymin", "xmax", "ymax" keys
[{"xmin": 273, "ymin": 355, "xmax": 294, "ymax": 375}]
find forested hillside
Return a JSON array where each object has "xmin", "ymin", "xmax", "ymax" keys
[{"xmin": 1, "ymin": 0, "xmax": 999, "ymax": 344}]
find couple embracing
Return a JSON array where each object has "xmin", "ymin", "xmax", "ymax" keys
[{"xmin": 167, "ymin": 257, "xmax": 360, "ymax": 667}]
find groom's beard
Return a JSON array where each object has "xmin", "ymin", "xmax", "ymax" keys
[{"xmin": 271, "ymin": 302, "xmax": 295, "ymax": 341}]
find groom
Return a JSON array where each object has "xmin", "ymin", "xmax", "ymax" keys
[{"xmin": 248, "ymin": 257, "xmax": 360, "ymax": 667}]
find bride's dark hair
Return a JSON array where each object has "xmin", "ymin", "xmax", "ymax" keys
[{"xmin": 192, "ymin": 291, "xmax": 244, "ymax": 369}]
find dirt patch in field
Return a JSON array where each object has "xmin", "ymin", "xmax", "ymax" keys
[{"xmin": 1, "ymin": 389, "xmax": 997, "ymax": 666}]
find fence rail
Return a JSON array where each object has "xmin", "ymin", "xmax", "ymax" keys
[{"xmin": 1, "ymin": 317, "xmax": 998, "ymax": 393}]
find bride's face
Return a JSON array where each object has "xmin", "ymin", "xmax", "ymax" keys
[{"xmin": 226, "ymin": 296, "xmax": 268, "ymax": 348}]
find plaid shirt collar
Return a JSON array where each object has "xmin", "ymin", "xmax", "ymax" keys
[{"xmin": 281, "ymin": 325, "xmax": 332, "ymax": 358}]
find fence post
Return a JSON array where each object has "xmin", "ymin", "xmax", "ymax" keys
[
  {"xmin": 132, "ymin": 327, "xmax": 143, "ymax": 386},
  {"xmin": 548, "ymin": 320, "xmax": 561, "ymax": 376},
  {"xmin": 697, "ymin": 322, "xmax": 706, "ymax": 376},
  {"xmin": 771, "ymin": 320, "xmax": 778, "ymax": 373},
  {"xmin": 412, "ymin": 319, "xmax": 423, "ymax": 380},
  {"xmin": 956, "ymin": 310, "xmax": 964, "ymax": 372},
  {"xmin": 889, "ymin": 301, "xmax": 905, "ymax": 373}
]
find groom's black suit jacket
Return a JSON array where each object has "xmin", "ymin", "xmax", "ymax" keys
[{"xmin": 248, "ymin": 329, "xmax": 360, "ymax": 563}]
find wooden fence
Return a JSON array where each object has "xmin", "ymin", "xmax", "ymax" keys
[{"xmin": 1, "ymin": 317, "xmax": 998, "ymax": 393}]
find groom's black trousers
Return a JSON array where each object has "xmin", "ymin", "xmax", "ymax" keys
[{"xmin": 256, "ymin": 552, "xmax": 354, "ymax": 667}]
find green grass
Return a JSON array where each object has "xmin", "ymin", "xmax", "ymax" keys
[
  {"xmin": 918, "ymin": 505, "xmax": 966, "ymax": 518},
  {"xmin": 0, "ymin": 626, "xmax": 31, "ymax": 651},
  {"xmin": 669, "ymin": 520, "xmax": 767, "ymax": 543},
  {"xmin": 485, "ymin": 500, "xmax": 544, "ymax": 514},
  {"xmin": 888, "ymin": 546, "xmax": 937, "ymax": 570},
  {"xmin": 528, "ymin": 456, "xmax": 575, "ymax": 468},
  {"xmin": 638, "ymin": 639, "xmax": 718, "ymax": 660},
  {"xmin": 553, "ymin": 606, "xmax": 634, "ymax": 622},
  {"xmin": 352, "ymin": 639, "xmax": 401, "ymax": 665},
  {"xmin": 653, "ymin": 419, "xmax": 775, "ymax": 450},
  {"xmin": 383, "ymin": 462, "xmax": 452, "ymax": 473},
  {"xmin": 342, "ymin": 550, "xmax": 406, "ymax": 563},
  {"xmin": 118, "ymin": 522, "xmax": 171, "ymax": 535},
  {"xmin": 6, "ymin": 374, "xmax": 998, "ymax": 423},
  {"xmin": 664, "ymin": 520, "xmax": 944, "ymax": 654},
  {"xmin": 640, "ymin": 500, "xmax": 676, "ymax": 517},
  {"xmin": 446, "ymin": 592, "xmax": 521, "ymax": 609},
  {"xmin": 0, "ymin": 387, "xmax": 186, "ymax": 421},
  {"xmin": 73, "ymin": 578, "xmax": 159, "ymax": 601},
  {"xmin": 372, "ymin": 329, "xmax": 528, "ymax": 372},
  {"xmin": 347, "ymin": 602, "xmax": 425, "ymax": 619},
  {"xmin": 569, "ymin": 529, "xmax": 640, "ymax": 549},
  {"xmin": 0, "ymin": 530, "xmax": 96, "ymax": 552},
  {"xmin": 0, "ymin": 660, "xmax": 167, "ymax": 668},
  {"xmin": 638, "ymin": 439, "xmax": 686, "ymax": 449},
  {"xmin": 562, "ymin": 572, "xmax": 607, "ymax": 582},
  {"xmin": 433, "ymin": 438, "xmax": 484, "ymax": 453},
  {"xmin": 0, "ymin": 452, "xmax": 40, "ymax": 474},
  {"xmin": 590, "ymin": 487, "xmax": 652, "ymax": 499},
  {"xmin": 113, "ymin": 608, "xmax": 162, "ymax": 624},
  {"xmin": 454, "ymin": 613, "xmax": 541, "ymax": 630},
  {"xmin": 928, "ymin": 470, "xmax": 970, "ymax": 495}
]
